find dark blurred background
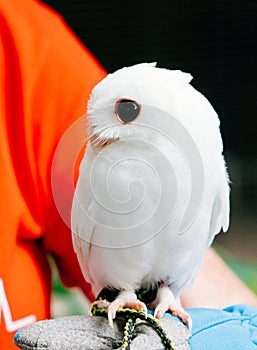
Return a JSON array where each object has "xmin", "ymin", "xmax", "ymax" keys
[{"xmin": 42, "ymin": 0, "xmax": 256, "ymax": 310}]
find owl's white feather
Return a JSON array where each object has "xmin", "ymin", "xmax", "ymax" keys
[{"xmin": 71, "ymin": 63, "xmax": 230, "ymax": 312}]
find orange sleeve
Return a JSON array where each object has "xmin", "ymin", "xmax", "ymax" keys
[{"xmin": 0, "ymin": 0, "xmax": 106, "ymax": 348}]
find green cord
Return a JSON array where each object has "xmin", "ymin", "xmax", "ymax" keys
[
  {"xmin": 122, "ymin": 317, "xmax": 136, "ymax": 350},
  {"xmin": 144, "ymin": 313, "xmax": 176, "ymax": 350},
  {"xmin": 92, "ymin": 306, "xmax": 176, "ymax": 350}
]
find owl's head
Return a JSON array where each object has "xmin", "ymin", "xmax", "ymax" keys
[{"xmin": 87, "ymin": 63, "xmax": 193, "ymax": 152}]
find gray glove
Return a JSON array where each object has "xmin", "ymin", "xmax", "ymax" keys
[{"xmin": 14, "ymin": 314, "xmax": 190, "ymax": 350}]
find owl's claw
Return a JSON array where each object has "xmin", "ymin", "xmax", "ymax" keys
[
  {"xmin": 89, "ymin": 291, "xmax": 147, "ymax": 328},
  {"xmin": 149, "ymin": 283, "xmax": 192, "ymax": 331},
  {"xmin": 89, "ymin": 299, "xmax": 110, "ymax": 316},
  {"xmin": 108, "ymin": 298, "xmax": 147, "ymax": 328},
  {"xmin": 107, "ymin": 290, "xmax": 147, "ymax": 328},
  {"xmin": 153, "ymin": 303, "xmax": 192, "ymax": 331}
]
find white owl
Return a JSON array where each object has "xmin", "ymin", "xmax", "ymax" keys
[{"xmin": 71, "ymin": 63, "xmax": 230, "ymax": 328}]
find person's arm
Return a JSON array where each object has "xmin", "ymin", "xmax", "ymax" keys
[{"xmin": 181, "ymin": 247, "xmax": 257, "ymax": 308}]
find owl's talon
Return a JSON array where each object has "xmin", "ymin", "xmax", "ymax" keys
[
  {"xmin": 108, "ymin": 311, "xmax": 115, "ymax": 328},
  {"xmin": 141, "ymin": 302, "xmax": 148, "ymax": 316},
  {"xmin": 154, "ymin": 302, "xmax": 192, "ymax": 330},
  {"xmin": 89, "ymin": 299, "xmax": 110, "ymax": 315},
  {"xmin": 106, "ymin": 291, "xmax": 147, "ymax": 327},
  {"xmin": 150, "ymin": 283, "xmax": 192, "ymax": 330}
]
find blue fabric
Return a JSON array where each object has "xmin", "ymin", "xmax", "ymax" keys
[{"xmin": 160, "ymin": 304, "xmax": 257, "ymax": 349}]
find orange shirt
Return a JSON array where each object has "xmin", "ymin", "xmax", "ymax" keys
[{"xmin": 0, "ymin": 0, "xmax": 106, "ymax": 348}]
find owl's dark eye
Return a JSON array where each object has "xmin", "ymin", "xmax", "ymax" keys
[{"xmin": 115, "ymin": 99, "xmax": 141, "ymax": 123}]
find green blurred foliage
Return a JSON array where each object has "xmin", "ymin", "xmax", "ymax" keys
[{"xmin": 214, "ymin": 244, "xmax": 257, "ymax": 294}]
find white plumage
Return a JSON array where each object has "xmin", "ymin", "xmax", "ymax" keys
[{"xmin": 71, "ymin": 63, "xmax": 230, "ymax": 326}]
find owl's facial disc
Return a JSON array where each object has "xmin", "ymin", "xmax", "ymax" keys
[{"xmin": 90, "ymin": 99, "xmax": 141, "ymax": 153}]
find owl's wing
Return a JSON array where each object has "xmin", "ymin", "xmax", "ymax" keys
[
  {"xmin": 207, "ymin": 159, "xmax": 230, "ymax": 247},
  {"xmin": 71, "ymin": 172, "xmax": 96, "ymax": 287}
]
